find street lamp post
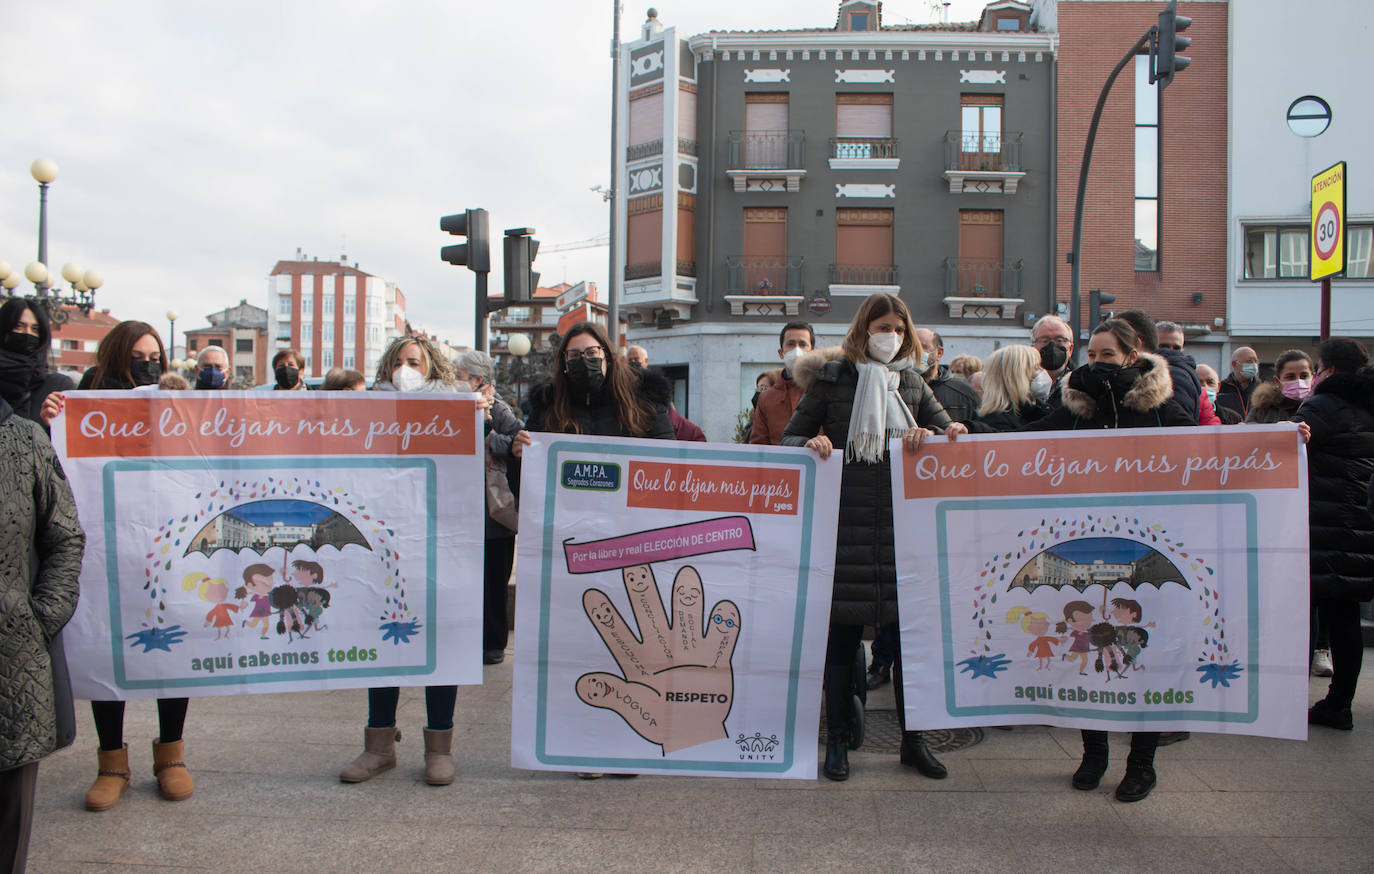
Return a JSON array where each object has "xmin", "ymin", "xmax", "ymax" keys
[
  {"xmin": 508, "ymin": 332, "xmax": 532, "ymax": 409},
  {"xmin": 167, "ymin": 310, "xmax": 179, "ymax": 360},
  {"xmin": 0, "ymin": 158, "xmax": 105, "ymax": 324}
]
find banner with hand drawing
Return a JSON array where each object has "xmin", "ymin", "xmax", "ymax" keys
[
  {"xmin": 891, "ymin": 425, "xmax": 1311, "ymax": 739},
  {"xmin": 512, "ymin": 434, "xmax": 841, "ymax": 778},
  {"xmin": 53, "ymin": 391, "xmax": 485, "ymax": 699}
]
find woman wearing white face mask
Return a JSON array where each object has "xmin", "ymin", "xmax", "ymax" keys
[
  {"xmin": 782, "ymin": 293, "xmax": 966, "ymax": 782},
  {"xmin": 974, "ymin": 345, "xmax": 1050, "ymax": 432},
  {"xmin": 1246, "ymin": 349, "xmax": 1315, "ymax": 424}
]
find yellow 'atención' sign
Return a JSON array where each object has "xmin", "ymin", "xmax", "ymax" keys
[{"xmin": 1311, "ymin": 161, "xmax": 1346, "ymax": 281}]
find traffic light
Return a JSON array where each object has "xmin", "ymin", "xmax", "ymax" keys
[
  {"xmin": 1089, "ymin": 289, "xmax": 1117, "ymax": 327},
  {"xmin": 503, "ymin": 227, "xmax": 540, "ymax": 304},
  {"xmin": 440, "ymin": 208, "xmax": 490, "ymax": 273},
  {"xmin": 1152, "ymin": 0, "xmax": 1191, "ymax": 89}
]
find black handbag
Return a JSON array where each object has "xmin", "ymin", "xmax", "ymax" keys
[{"xmin": 49, "ymin": 629, "xmax": 76, "ymax": 750}]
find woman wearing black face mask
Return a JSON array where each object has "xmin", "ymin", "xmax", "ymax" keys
[
  {"xmin": 0, "ymin": 297, "xmax": 74, "ymax": 431},
  {"xmin": 73, "ymin": 320, "xmax": 194, "ymax": 810},
  {"xmin": 1021, "ymin": 318, "xmax": 1191, "ymax": 804},
  {"xmin": 77, "ymin": 321, "xmax": 166, "ymax": 391},
  {"xmin": 518, "ymin": 321, "xmax": 673, "ymax": 442},
  {"xmin": 271, "ymin": 349, "xmax": 308, "ymax": 390}
]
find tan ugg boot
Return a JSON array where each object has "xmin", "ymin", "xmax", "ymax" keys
[
  {"xmin": 84, "ymin": 745, "xmax": 131, "ymax": 811},
  {"xmin": 153, "ymin": 739, "xmax": 194, "ymax": 801},
  {"xmin": 423, "ymin": 728, "xmax": 455, "ymax": 786},
  {"xmin": 339, "ymin": 727, "xmax": 400, "ymax": 783}
]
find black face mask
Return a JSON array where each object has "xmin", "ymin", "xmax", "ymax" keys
[
  {"xmin": 130, "ymin": 359, "xmax": 162, "ymax": 387},
  {"xmin": 4, "ymin": 332, "xmax": 44, "ymax": 357},
  {"xmin": 274, "ymin": 365, "xmax": 299, "ymax": 389},
  {"xmin": 196, "ymin": 367, "xmax": 226, "ymax": 390},
  {"xmin": 1039, "ymin": 341, "xmax": 1069, "ymax": 374},
  {"xmin": 565, "ymin": 356, "xmax": 606, "ymax": 395},
  {"xmin": 1071, "ymin": 360, "xmax": 1133, "ymax": 398}
]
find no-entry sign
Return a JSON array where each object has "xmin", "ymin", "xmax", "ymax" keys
[{"xmin": 1311, "ymin": 161, "xmax": 1346, "ymax": 281}]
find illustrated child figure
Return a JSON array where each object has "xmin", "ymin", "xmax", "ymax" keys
[
  {"xmin": 235, "ymin": 563, "xmax": 277, "ymax": 640},
  {"xmin": 300, "ymin": 587, "xmax": 331, "ymax": 631},
  {"xmin": 272, "ymin": 585, "xmax": 309, "ymax": 642},
  {"xmin": 1108, "ymin": 597, "xmax": 1152, "ymax": 671},
  {"xmin": 1007, "ymin": 606, "xmax": 1059, "ymax": 670},
  {"xmin": 183, "ymin": 574, "xmax": 239, "ymax": 641},
  {"xmin": 1056, "ymin": 600, "xmax": 1095, "ymax": 676},
  {"xmin": 290, "ymin": 559, "xmax": 336, "ymax": 591}
]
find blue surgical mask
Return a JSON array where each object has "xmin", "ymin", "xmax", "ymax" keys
[
  {"xmin": 196, "ymin": 367, "xmax": 226, "ymax": 390},
  {"xmin": 1205, "ymin": 387, "xmax": 1218, "ymax": 404},
  {"xmin": 1239, "ymin": 363, "xmax": 1259, "ymax": 381}
]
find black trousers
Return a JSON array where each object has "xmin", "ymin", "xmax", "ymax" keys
[
  {"xmin": 91, "ymin": 698, "xmax": 188, "ymax": 751},
  {"xmin": 825, "ymin": 622, "xmax": 909, "ymax": 733},
  {"xmin": 0, "ymin": 761, "xmax": 38, "ymax": 874},
  {"xmin": 484, "ymin": 537, "xmax": 516, "ymax": 652},
  {"xmin": 1080, "ymin": 730, "xmax": 1160, "ymax": 769},
  {"xmin": 1315, "ymin": 598, "xmax": 1364, "ymax": 708}
]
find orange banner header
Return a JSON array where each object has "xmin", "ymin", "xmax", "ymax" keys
[
  {"xmin": 61, "ymin": 394, "xmax": 478, "ymax": 458},
  {"xmin": 627, "ymin": 461, "xmax": 801, "ymax": 515},
  {"xmin": 901, "ymin": 429, "xmax": 1300, "ymax": 500}
]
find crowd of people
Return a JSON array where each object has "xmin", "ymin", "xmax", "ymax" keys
[{"xmin": 2, "ymin": 290, "xmax": 1372, "ymax": 870}]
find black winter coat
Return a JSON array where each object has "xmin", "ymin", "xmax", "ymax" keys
[
  {"xmin": 1023, "ymin": 354, "xmax": 1194, "ymax": 432},
  {"xmin": 1215, "ymin": 372, "xmax": 1258, "ymax": 421},
  {"xmin": 1292, "ymin": 368, "xmax": 1374, "ymax": 602},
  {"xmin": 0, "ymin": 352, "xmax": 73, "ymax": 431},
  {"xmin": 976, "ymin": 400, "xmax": 1049, "ymax": 432},
  {"xmin": 926, "ymin": 365, "xmax": 981, "ymax": 424},
  {"xmin": 781, "ymin": 348, "xmax": 952, "ymax": 626},
  {"xmin": 1156, "ymin": 347, "xmax": 1203, "ymax": 422},
  {"xmin": 525, "ymin": 370, "xmax": 675, "ymax": 441}
]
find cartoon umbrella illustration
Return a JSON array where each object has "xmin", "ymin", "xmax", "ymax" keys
[
  {"xmin": 185, "ymin": 498, "xmax": 370, "ymax": 575},
  {"xmin": 1007, "ymin": 536, "xmax": 1189, "ymax": 614}
]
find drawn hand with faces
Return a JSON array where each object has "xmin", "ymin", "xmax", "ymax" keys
[{"xmin": 577, "ymin": 564, "xmax": 740, "ymax": 754}]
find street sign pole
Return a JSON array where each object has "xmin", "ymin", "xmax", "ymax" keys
[
  {"xmin": 1310, "ymin": 161, "xmax": 1347, "ymax": 342},
  {"xmin": 1321, "ymin": 277, "xmax": 1331, "ymax": 342}
]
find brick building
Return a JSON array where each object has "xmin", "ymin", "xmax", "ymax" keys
[
  {"xmin": 1054, "ymin": 0, "xmax": 1229, "ymax": 367},
  {"xmin": 182, "ymin": 299, "xmax": 269, "ymax": 387},
  {"xmin": 49, "ymin": 306, "xmax": 121, "ymax": 377}
]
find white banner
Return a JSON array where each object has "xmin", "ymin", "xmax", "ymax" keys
[
  {"xmin": 53, "ymin": 391, "xmax": 485, "ymax": 699},
  {"xmin": 512, "ymin": 434, "xmax": 841, "ymax": 778},
  {"xmin": 892, "ymin": 426, "xmax": 1311, "ymax": 739}
]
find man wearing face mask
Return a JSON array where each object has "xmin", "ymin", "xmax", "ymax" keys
[
  {"xmin": 1196, "ymin": 365, "xmax": 1242, "ymax": 424},
  {"xmin": 914, "ymin": 329, "xmax": 980, "ymax": 425},
  {"xmin": 1030, "ymin": 315, "xmax": 1074, "ymax": 410},
  {"xmin": 1216, "ymin": 346, "xmax": 1260, "ymax": 420},
  {"xmin": 272, "ymin": 349, "xmax": 309, "ymax": 390},
  {"xmin": 750, "ymin": 321, "xmax": 815, "ymax": 445},
  {"xmin": 193, "ymin": 345, "xmax": 231, "ymax": 390}
]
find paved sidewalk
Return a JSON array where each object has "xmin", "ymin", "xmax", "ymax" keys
[{"xmin": 26, "ymin": 651, "xmax": 1374, "ymax": 873}]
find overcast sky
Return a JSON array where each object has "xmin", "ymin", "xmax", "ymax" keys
[{"xmin": 0, "ymin": 0, "xmax": 992, "ymax": 348}]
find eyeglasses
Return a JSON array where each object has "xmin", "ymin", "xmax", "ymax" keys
[{"xmin": 565, "ymin": 347, "xmax": 606, "ymax": 361}]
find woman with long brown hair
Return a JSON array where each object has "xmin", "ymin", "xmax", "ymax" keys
[
  {"xmin": 519, "ymin": 321, "xmax": 673, "ymax": 441},
  {"xmin": 75, "ymin": 321, "xmax": 194, "ymax": 811},
  {"xmin": 782, "ymin": 292, "xmax": 965, "ymax": 781}
]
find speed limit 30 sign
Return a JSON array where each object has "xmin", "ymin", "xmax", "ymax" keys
[{"xmin": 1311, "ymin": 161, "xmax": 1347, "ymax": 280}]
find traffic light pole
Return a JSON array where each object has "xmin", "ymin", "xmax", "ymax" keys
[
  {"xmin": 1068, "ymin": 29, "xmax": 1152, "ymax": 364},
  {"xmin": 475, "ymin": 271, "xmax": 490, "ymax": 353}
]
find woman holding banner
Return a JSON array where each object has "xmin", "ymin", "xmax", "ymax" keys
[
  {"xmin": 74, "ymin": 322, "xmax": 196, "ymax": 810},
  {"xmin": 0, "ymin": 298, "xmax": 74, "ymax": 432},
  {"xmin": 339, "ymin": 334, "xmax": 477, "ymax": 787},
  {"xmin": 1023, "ymin": 318, "xmax": 1191, "ymax": 802},
  {"xmin": 782, "ymin": 292, "xmax": 966, "ymax": 782}
]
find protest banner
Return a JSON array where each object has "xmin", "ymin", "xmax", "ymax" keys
[
  {"xmin": 52, "ymin": 390, "xmax": 485, "ymax": 699},
  {"xmin": 512, "ymin": 434, "xmax": 841, "ymax": 778},
  {"xmin": 892, "ymin": 425, "xmax": 1310, "ymax": 739}
]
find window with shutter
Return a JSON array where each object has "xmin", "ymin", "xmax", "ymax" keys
[
  {"xmin": 958, "ymin": 209, "xmax": 1004, "ymax": 294},
  {"xmin": 629, "ymin": 90, "xmax": 664, "ymax": 147},
  {"xmin": 835, "ymin": 94, "xmax": 893, "ymax": 159},
  {"xmin": 745, "ymin": 93, "xmax": 788, "ymax": 168},
  {"xmin": 741, "ymin": 208, "xmax": 787, "ymax": 292},
  {"xmin": 835, "ymin": 209, "xmax": 894, "ymax": 285}
]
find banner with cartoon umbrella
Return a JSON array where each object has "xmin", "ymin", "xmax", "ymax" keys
[{"xmin": 185, "ymin": 499, "xmax": 371, "ymax": 575}]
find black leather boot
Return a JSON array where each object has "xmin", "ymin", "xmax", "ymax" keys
[
  {"xmin": 899, "ymin": 731, "xmax": 947, "ymax": 779},
  {"xmin": 823, "ymin": 731, "xmax": 850, "ymax": 781},
  {"xmin": 1074, "ymin": 730, "xmax": 1109, "ymax": 790}
]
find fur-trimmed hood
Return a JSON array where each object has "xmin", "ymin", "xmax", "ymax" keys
[
  {"xmin": 790, "ymin": 346, "xmax": 848, "ymax": 392},
  {"xmin": 1061, "ymin": 352, "xmax": 1175, "ymax": 420},
  {"xmin": 1249, "ymin": 379, "xmax": 1299, "ymax": 417}
]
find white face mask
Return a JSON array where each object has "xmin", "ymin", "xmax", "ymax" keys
[
  {"xmin": 868, "ymin": 332, "xmax": 901, "ymax": 364},
  {"xmin": 1030, "ymin": 369, "xmax": 1053, "ymax": 401},
  {"xmin": 1204, "ymin": 386, "xmax": 1218, "ymax": 404},
  {"xmin": 782, "ymin": 347, "xmax": 803, "ymax": 373},
  {"xmin": 393, "ymin": 365, "xmax": 425, "ymax": 392}
]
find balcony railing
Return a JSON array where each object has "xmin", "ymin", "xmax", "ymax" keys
[
  {"xmin": 943, "ymin": 257, "xmax": 1023, "ymax": 297},
  {"xmin": 830, "ymin": 263, "xmax": 899, "ymax": 286},
  {"xmin": 625, "ymin": 261, "xmax": 662, "ymax": 281},
  {"xmin": 725, "ymin": 256, "xmax": 804, "ymax": 295},
  {"xmin": 677, "ymin": 137, "xmax": 697, "ymax": 156},
  {"xmin": 943, "ymin": 131, "xmax": 1024, "ymax": 172},
  {"xmin": 727, "ymin": 130, "xmax": 805, "ymax": 170},
  {"xmin": 830, "ymin": 137, "xmax": 899, "ymax": 160},
  {"xmin": 628, "ymin": 139, "xmax": 663, "ymax": 161}
]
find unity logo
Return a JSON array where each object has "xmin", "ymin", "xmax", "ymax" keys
[{"xmin": 734, "ymin": 731, "xmax": 781, "ymax": 761}]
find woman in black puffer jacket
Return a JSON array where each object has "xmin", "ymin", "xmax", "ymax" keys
[
  {"xmin": 1292, "ymin": 339, "xmax": 1374, "ymax": 732},
  {"xmin": 782, "ymin": 293, "xmax": 965, "ymax": 782},
  {"xmin": 521, "ymin": 321, "xmax": 674, "ymax": 441},
  {"xmin": 0, "ymin": 298, "xmax": 75, "ymax": 431}
]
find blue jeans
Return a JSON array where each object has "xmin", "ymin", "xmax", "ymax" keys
[{"xmin": 367, "ymin": 686, "xmax": 458, "ymax": 731}]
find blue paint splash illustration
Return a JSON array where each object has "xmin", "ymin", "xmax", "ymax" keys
[
  {"xmin": 126, "ymin": 625, "xmax": 187, "ymax": 653},
  {"xmin": 380, "ymin": 619, "xmax": 422, "ymax": 645},
  {"xmin": 1196, "ymin": 660, "xmax": 1243, "ymax": 689},
  {"xmin": 958, "ymin": 653, "xmax": 1011, "ymax": 679}
]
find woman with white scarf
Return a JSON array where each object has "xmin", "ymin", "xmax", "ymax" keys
[{"xmin": 782, "ymin": 293, "xmax": 966, "ymax": 781}]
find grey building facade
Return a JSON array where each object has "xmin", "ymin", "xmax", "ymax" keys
[{"xmin": 617, "ymin": 1, "xmax": 1058, "ymax": 442}]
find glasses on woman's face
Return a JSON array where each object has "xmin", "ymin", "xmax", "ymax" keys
[{"xmin": 565, "ymin": 346, "xmax": 606, "ymax": 362}]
